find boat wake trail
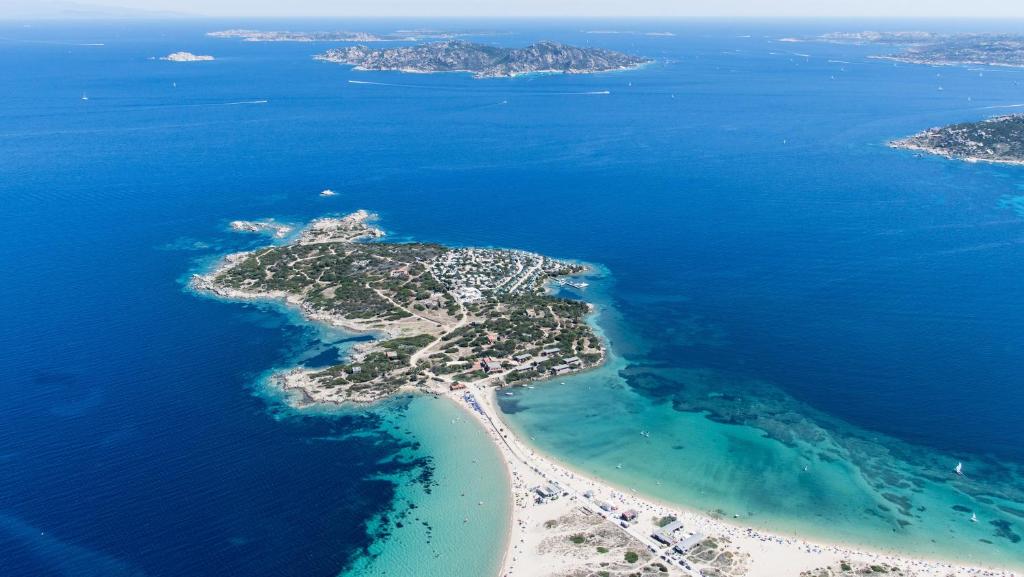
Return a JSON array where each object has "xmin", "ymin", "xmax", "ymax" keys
[
  {"xmin": 979, "ymin": 103, "xmax": 1024, "ymax": 110},
  {"xmin": 347, "ymin": 80, "xmax": 434, "ymax": 89},
  {"xmin": 537, "ymin": 90, "xmax": 611, "ymax": 96}
]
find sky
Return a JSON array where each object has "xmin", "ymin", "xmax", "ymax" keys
[{"xmin": 5, "ymin": 0, "xmax": 1024, "ymax": 19}]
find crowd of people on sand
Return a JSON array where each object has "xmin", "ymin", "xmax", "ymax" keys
[{"xmin": 448, "ymin": 384, "xmax": 1019, "ymax": 577}]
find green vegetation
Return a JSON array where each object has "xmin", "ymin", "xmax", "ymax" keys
[
  {"xmin": 624, "ymin": 550, "xmax": 639, "ymax": 563},
  {"xmin": 569, "ymin": 534, "xmax": 587, "ymax": 545},
  {"xmin": 895, "ymin": 115, "xmax": 1024, "ymax": 164},
  {"xmin": 203, "ymin": 213, "xmax": 604, "ymax": 403}
]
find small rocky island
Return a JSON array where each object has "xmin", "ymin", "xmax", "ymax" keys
[
  {"xmin": 315, "ymin": 40, "xmax": 650, "ymax": 78},
  {"xmin": 817, "ymin": 31, "xmax": 1024, "ymax": 67},
  {"xmin": 161, "ymin": 51, "xmax": 215, "ymax": 62},
  {"xmin": 192, "ymin": 210, "xmax": 604, "ymax": 404},
  {"xmin": 890, "ymin": 115, "xmax": 1024, "ymax": 165}
]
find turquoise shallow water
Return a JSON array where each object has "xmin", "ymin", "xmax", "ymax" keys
[
  {"xmin": 501, "ymin": 272, "xmax": 1024, "ymax": 570},
  {"xmin": 339, "ymin": 396, "xmax": 509, "ymax": 577}
]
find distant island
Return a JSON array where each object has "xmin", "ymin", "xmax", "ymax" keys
[
  {"xmin": 192, "ymin": 210, "xmax": 603, "ymax": 404},
  {"xmin": 208, "ymin": 29, "xmax": 412, "ymax": 42},
  {"xmin": 890, "ymin": 115, "xmax": 1024, "ymax": 165},
  {"xmin": 314, "ymin": 40, "xmax": 650, "ymax": 78},
  {"xmin": 160, "ymin": 52, "xmax": 214, "ymax": 62},
  {"xmin": 816, "ymin": 31, "xmax": 1024, "ymax": 68},
  {"xmin": 207, "ymin": 29, "xmax": 502, "ymax": 43},
  {"xmin": 817, "ymin": 31, "xmax": 944, "ymax": 45}
]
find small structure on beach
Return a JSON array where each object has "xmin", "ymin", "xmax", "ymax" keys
[
  {"xmin": 673, "ymin": 533, "xmax": 705, "ymax": 554},
  {"xmin": 449, "ymin": 382, "xmax": 466, "ymax": 391},
  {"xmin": 653, "ymin": 519, "xmax": 685, "ymax": 545},
  {"xmin": 620, "ymin": 509, "xmax": 638, "ymax": 522}
]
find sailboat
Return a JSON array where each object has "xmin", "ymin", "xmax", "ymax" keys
[
  {"xmin": 80, "ymin": 92, "xmax": 89, "ymax": 101},
  {"xmin": 971, "ymin": 513, "xmax": 978, "ymax": 523},
  {"xmin": 954, "ymin": 462, "xmax": 964, "ymax": 476}
]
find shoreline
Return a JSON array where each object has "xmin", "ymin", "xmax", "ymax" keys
[
  {"xmin": 448, "ymin": 378, "xmax": 1022, "ymax": 577},
  {"xmin": 888, "ymin": 140, "xmax": 1024, "ymax": 166}
]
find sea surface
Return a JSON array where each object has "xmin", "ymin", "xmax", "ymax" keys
[{"xmin": 2, "ymin": 18, "xmax": 1024, "ymax": 575}]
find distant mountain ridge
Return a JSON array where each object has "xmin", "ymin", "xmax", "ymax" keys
[{"xmin": 315, "ymin": 40, "xmax": 650, "ymax": 78}]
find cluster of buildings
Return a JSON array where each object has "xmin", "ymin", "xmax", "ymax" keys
[
  {"xmin": 428, "ymin": 247, "xmax": 571, "ymax": 303},
  {"xmin": 652, "ymin": 518, "xmax": 706, "ymax": 557},
  {"xmin": 500, "ymin": 348, "xmax": 583, "ymax": 377}
]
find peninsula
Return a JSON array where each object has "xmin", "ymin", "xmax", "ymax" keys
[
  {"xmin": 192, "ymin": 210, "xmax": 603, "ymax": 404},
  {"xmin": 314, "ymin": 40, "xmax": 650, "ymax": 78},
  {"xmin": 815, "ymin": 31, "xmax": 1024, "ymax": 68},
  {"xmin": 190, "ymin": 211, "xmax": 1019, "ymax": 577},
  {"xmin": 890, "ymin": 115, "xmax": 1024, "ymax": 165}
]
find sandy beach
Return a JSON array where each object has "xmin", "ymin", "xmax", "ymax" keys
[{"xmin": 444, "ymin": 377, "xmax": 1021, "ymax": 577}]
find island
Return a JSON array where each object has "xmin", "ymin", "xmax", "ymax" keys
[
  {"xmin": 815, "ymin": 31, "xmax": 1024, "ymax": 68},
  {"xmin": 817, "ymin": 31, "xmax": 943, "ymax": 45},
  {"xmin": 160, "ymin": 51, "xmax": 215, "ymax": 62},
  {"xmin": 314, "ymin": 40, "xmax": 650, "ymax": 78},
  {"xmin": 207, "ymin": 29, "xmax": 498, "ymax": 43},
  {"xmin": 207, "ymin": 29, "xmax": 412, "ymax": 42},
  {"xmin": 192, "ymin": 210, "xmax": 603, "ymax": 404},
  {"xmin": 890, "ymin": 115, "xmax": 1024, "ymax": 165}
]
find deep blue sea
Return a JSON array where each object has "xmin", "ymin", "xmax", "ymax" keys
[{"xmin": 3, "ymin": 18, "xmax": 1024, "ymax": 575}]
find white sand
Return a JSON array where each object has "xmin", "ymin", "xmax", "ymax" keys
[{"xmin": 448, "ymin": 380, "xmax": 1021, "ymax": 577}]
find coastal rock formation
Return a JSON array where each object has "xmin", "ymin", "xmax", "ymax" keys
[
  {"xmin": 315, "ymin": 40, "xmax": 650, "ymax": 78},
  {"xmin": 161, "ymin": 51, "xmax": 214, "ymax": 62},
  {"xmin": 192, "ymin": 210, "xmax": 603, "ymax": 404},
  {"xmin": 890, "ymin": 115, "xmax": 1024, "ymax": 165},
  {"xmin": 228, "ymin": 219, "xmax": 293, "ymax": 239}
]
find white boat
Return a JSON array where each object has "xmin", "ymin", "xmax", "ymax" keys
[
  {"xmin": 954, "ymin": 462, "xmax": 964, "ymax": 476},
  {"xmin": 504, "ymin": 392, "xmax": 514, "ymax": 396},
  {"xmin": 615, "ymin": 463, "xmax": 623, "ymax": 469},
  {"xmin": 80, "ymin": 92, "xmax": 88, "ymax": 101},
  {"xmin": 971, "ymin": 513, "xmax": 978, "ymax": 523}
]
